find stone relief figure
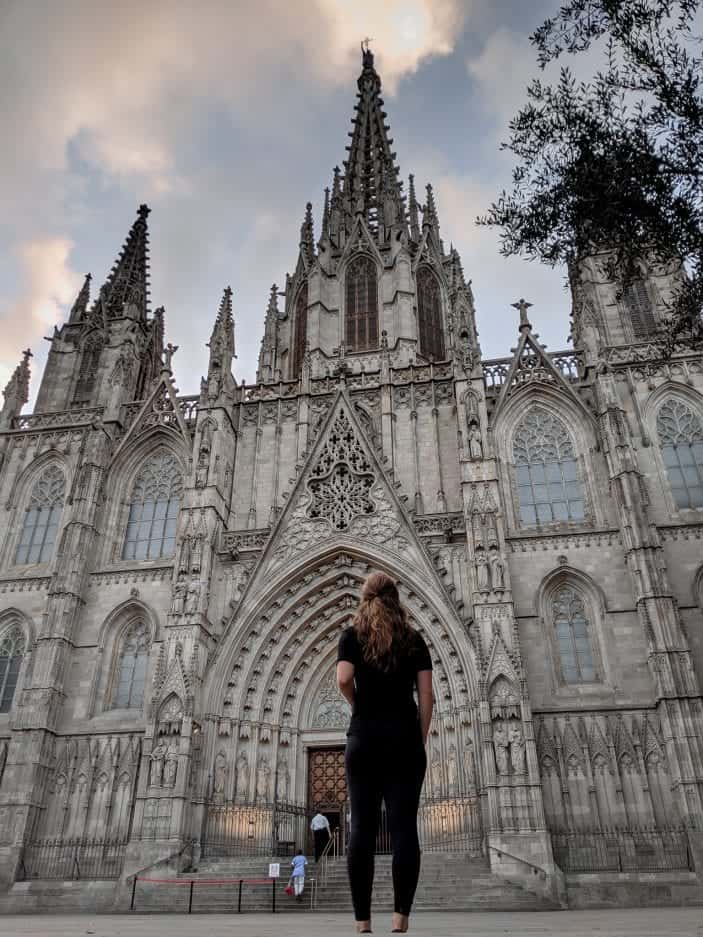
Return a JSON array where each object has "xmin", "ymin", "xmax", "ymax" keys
[
  {"xmin": 149, "ymin": 741, "xmax": 167, "ymax": 787},
  {"xmin": 235, "ymin": 752, "xmax": 249, "ymax": 801},
  {"xmin": 430, "ymin": 748, "xmax": 444, "ymax": 793},
  {"xmin": 185, "ymin": 581, "xmax": 200, "ymax": 615},
  {"xmin": 468, "ymin": 425, "xmax": 483, "ymax": 460},
  {"xmin": 476, "ymin": 551, "xmax": 490, "ymax": 592},
  {"xmin": 256, "ymin": 755, "xmax": 271, "ymax": 801},
  {"xmin": 462, "ymin": 737, "xmax": 475, "ymax": 791},
  {"xmin": 276, "ymin": 757, "xmax": 290, "ymax": 801},
  {"xmin": 447, "ymin": 745, "xmax": 458, "ymax": 791},
  {"xmin": 489, "ymin": 548, "xmax": 506, "ymax": 592},
  {"xmin": 509, "ymin": 724, "xmax": 527, "ymax": 776},
  {"xmin": 213, "ymin": 752, "xmax": 227, "ymax": 796},
  {"xmin": 171, "ymin": 578, "xmax": 187, "ymax": 615},
  {"xmin": 164, "ymin": 747, "xmax": 178, "ymax": 788},
  {"xmin": 493, "ymin": 722, "xmax": 509, "ymax": 775}
]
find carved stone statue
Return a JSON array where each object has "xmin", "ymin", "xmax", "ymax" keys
[
  {"xmin": 430, "ymin": 748, "xmax": 443, "ymax": 792},
  {"xmin": 256, "ymin": 755, "xmax": 271, "ymax": 801},
  {"xmin": 462, "ymin": 738, "xmax": 475, "ymax": 790},
  {"xmin": 468, "ymin": 425, "xmax": 483, "ymax": 460},
  {"xmin": 489, "ymin": 548, "xmax": 506, "ymax": 592},
  {"xmin": 149, "ymin": 741, "xmax": 167, "ymax": 787},
  {"xmin": 235, "ymin": 752, "xmax": 249, "ymax": 800},
  {"xmin": 493, "ymin": 722, "xmax": 509, "ymax": 775},
  {"xmin": 447, "ymin": 745, "xmax": 458, "ymax": 790},
  {"xmin": 213, "ymin": 752, "xmax": 227, "ymax": 796},
  {"xmin": 171, "ymin": 578, "xmax": 187, "ymax": 615},
  {"xmin": 276, "ymin": 758, "xmax": 290, "ymax": 801},
  {"xmin": 164, "ymin": 747, "xmax": 178, "ymax": 788},
  {"xmin": 476, "ymin": 551, "xmax": 490, "ymax": 592},
  {"xmin": 509, "ymin": 724, "xmax": 527, "ymax": 776},
  {"xmin": 185, "ymin": 582, "xmax": 200, "ymax": 615}
]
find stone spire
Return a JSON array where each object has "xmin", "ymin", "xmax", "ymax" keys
[
  {"xmin": 68, "ymin": 273, "xmax": 92, "ymax": 324},
  {"xmin": 299, "ymin": 202, "xmax": 315, "ymax": 264},
  {"xmin": 408, "ymin": 174, "xmax": 420, "ymax": 243},
  {"xmin": 422, "ymin": 183, "xmax": 441, "ymax": 248},
  {"xmin": 0, "ymin": 348, "xmax": 32, "ymax": 428},
  {"xmin": 205, "ymin": 286, "xmax": 236, "ymax": 402},
  {"xmin": 257, "ymin": 283, "xmax": 280, "ymax": 383},
  {"xmin": 94, "ymin": 204, "xmax": 151, "ymax": 320},
  {"xmin": 340, "ymin": 45, "xmax": 405, "ymax": 242},
  {"xmin": 320, "ymin": 187, "xmax": 330, "ymax": 245}
]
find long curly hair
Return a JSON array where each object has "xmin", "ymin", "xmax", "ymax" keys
[{"xmin": 353, "ymin": 571, "xmax": 413, "ymax": 669}]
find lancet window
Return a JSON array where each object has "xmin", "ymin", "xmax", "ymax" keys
[
  {"xmin": 15, "ymin": 465, "xmax": 65, "ymax": 565},
  {"xmin": 417, "ymin": 266, "xmax": 444, "ymax": 360},
  {"xmin": 624, "ymin": 279, "xmax": 656, "ymax": 340},
  {"xmin": 345, "ymin": 254, "xmax": 378, "ymax": 352},
  {"xmin": 656, "ymin": 398, "xmax": 703, "ymax": 509},
  {"xmin": 111, "ymin": 619, "xmax": 149, "ymax": 709},
  {"xmin": 0, "ymin": 624, "xmax": 25, "ymax": 713},
  {"xmin": 72, "ymin": 332, "xmax": 104, "ymax": 406},
  {"xmin": 122, "ymin": 452, "xmax": 183, "ymax": 561},
  {"xmin": 513, "ymin": 407, "xmax": 585, "ymax": 525},
  {"xmin": 550, "ymin": 585, "xmax": 597, "ymax": 683},
  {"xmin": 292, "ymin": 284, "xmax": 308, "ymax": 378}
]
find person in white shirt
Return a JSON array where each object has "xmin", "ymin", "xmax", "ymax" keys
[
  {"xmin": 290, "ymin": 849, "xmax": 308, "ymax": 900},
  {"xmin": 311, "ymin": 810, "xmax": 331, "ymax": 862}
]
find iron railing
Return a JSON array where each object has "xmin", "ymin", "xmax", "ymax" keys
[
  {"xmin": 18, "ymin": 837, "xmax": 129, "ymax": 881},
  {"xmin": 551, "ymin": 828, "xmax": 693, "ymax": 874},
  {"xmin": 201, "ymin": 801, "xmax": 311, "ymax": 858}
]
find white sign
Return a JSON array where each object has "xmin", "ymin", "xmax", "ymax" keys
[{"xmin": 268, "ymin": 863, "xmax": 281, "ymax": 878}]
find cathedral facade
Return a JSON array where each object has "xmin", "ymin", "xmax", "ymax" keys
[{"xmin": 0, "ymin": 48, "xmax": 702, "ymax": 907}]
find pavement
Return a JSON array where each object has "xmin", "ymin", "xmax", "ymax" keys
[{"xmin": 1, "ymin": 909, "xmax": 703, "ymax": 937}]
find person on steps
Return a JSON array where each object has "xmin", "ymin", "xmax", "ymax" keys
[
  {"xmin": 311, "ymin": 810, "xmax": 331, "ymax": 862},
  {"xmin": 290, "ymin": 849, "xmax": 307, "ymax": 902},
  {"xmin": 337, "ymin": 571, "xmax": 434, "ymax": 935}
]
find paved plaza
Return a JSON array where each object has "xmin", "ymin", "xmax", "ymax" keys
[{"xmin": 2, "ymin": 910, "xmax": 703, "ymax": 937}]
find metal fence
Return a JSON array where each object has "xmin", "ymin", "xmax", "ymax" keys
[
  {"xmin": 551, "ymin": 828, "xmax": 693, "ymax": 874},
  {"xmin": 202, "ymin": 801, "xmax": 311, "ymax": 858},
  {"xmin": 18, "ymin": 837, "xmax": 129, "ymax": 881}
]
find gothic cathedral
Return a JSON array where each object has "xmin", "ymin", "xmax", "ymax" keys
[{"xmin": 0, "ymin": 47, "xmax": 702, "ymax": 909}]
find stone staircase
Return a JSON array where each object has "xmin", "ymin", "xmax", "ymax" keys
[{"xmin": 131, "ymin": 851, "xmax": 559, "ymax": 913}]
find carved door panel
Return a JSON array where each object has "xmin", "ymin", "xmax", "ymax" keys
[{"xmin": 308, "ymin": 747, "xmax": 347, "ymax": 811}]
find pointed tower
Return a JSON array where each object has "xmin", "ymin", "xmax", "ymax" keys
[
  {"xmin": 0, "ymin": 348, "xmax": 31, "ymax": 429},
  {"xmin": 98, "ymin": 203, "xmax": 151, "ymax": 320},
  {"xmin": 340, "ymin": 44, "xmax": 407, "ymax": 244},
  {"xmin": 408, "ymin": 174, "xmax": 420, "ymax": 243},
  {"xmin": 257, "ymin": 284, "xmax": 281, "ymax": 383},
  {"xmin": 68, "ymin": 274, "xmax": 92, "ymax": 325},
  {"xmin": 204, "ymin": 286, "xmax": 236, "ymax": 404},
  {"xmin": 299, "ymin": 202, "xmax": 315, "ymax": 266}
]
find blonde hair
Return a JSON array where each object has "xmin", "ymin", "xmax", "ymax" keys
[{"xmin": 353, "ymin": 571, "xmax": 413, "ymax": 669}]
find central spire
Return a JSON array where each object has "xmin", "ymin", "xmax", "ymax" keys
[{"xmin": 339, "ymin": 45, "xmax": 406, "ymax": 242}]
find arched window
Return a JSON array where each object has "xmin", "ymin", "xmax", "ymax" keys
[
  {"xmin": 513, "ymin": 407, "xmax": 585, "ymax": 525},
  {"xmin": 72, "ymin": 332, "xmax": 104, "ymax": 406},
  {"xmin": 657, "ymin": 398, "xmax": 703, "ymax": 509},
  {"xmin": 15, "ymin": 465, "xmax": 65, "ymax": 565},
  {"xmin": 550, "ymin": 584, "xmax": 596, "ymax": 683},
  {"xmin": 624, "ymin": 279, "xmax": 655, "ymax": 339},
  {"xmin": 111, "ymin": 620, "xmax": 149, "ymax": 709},
  {"xmin": 122, "ymin": 452, "xmax": 183, "ymax": 561},
  {"xmin": 417, "ymin": 266, "xmax": 444, "ymax": 360},
  {"xmin": 345, "ymin": 254, "xmax": 378, "ymax": 352},
  {"xmin": 0, "ymin": 624, "xmax": 25, "ymax": 713},
  {"xmin": 292, "ymin": 284, "xmax": 308, "ymax": 378}
]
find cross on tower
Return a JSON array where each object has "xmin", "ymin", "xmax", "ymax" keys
[
  {"xmin": 22, "ymin": 348, "xmax": 33, "ymax": 363},
  {"xmin": 511, "ymin": 298, "xmax": 533, "ymax": 332}
]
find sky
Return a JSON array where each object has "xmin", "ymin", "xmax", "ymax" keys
[{"xmin": 0, "ymin": 0, "xmax": 594, "ymax": 406}]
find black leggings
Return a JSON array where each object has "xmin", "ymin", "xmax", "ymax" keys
[{"xmin": 345, "ymin": 727, "xmax": 426, "ymax": 921}]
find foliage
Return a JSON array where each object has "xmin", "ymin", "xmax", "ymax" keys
[{"xmin": 479, "ymin": 0, "xmax": 703, "ymax": 346}]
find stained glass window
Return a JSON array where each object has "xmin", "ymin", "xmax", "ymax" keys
[
  {"xmin": 292, "ymin": 284, "xmax": 308, "ymax": 378},
  {"xmin": 112, "ymin": 620, "xmax": 149, "ymax": 709},
  {"xmin": 122, "ymin": 452, "xmax": 183, "ymax": 560},
  {"xmin": 657, "ymin": 398, "xmax": 703, "ymax": 509},
  {"xmin": 513, "ymin": 407, "xmax": 585, "ymax": 525},
  {"xmin": 551, "ymin": 585, "xmax": 596, "ymax": 683},
  {"xmin": 0, "ymin": 624, "xmax": 25, "ymax": 713},
  {"xmin": 15, "ymin": 465, "xmax": 65, "ymax": 565},
  {"xmin": 345, "ymin": 255, "xmax": 378, "ymax": 352},
  {"xmin": 624, "ymin": 280, "xmax": 656, "ymax": 339},
  {"xmin": 417, "ymin": 266, "xmax": 444, "ymax": 360}
]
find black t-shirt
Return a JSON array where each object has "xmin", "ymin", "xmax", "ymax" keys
[{"xmin": 337, "ymin": 627, "xmax": 432, "ymax": 727}]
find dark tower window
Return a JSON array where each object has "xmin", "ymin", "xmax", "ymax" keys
[
  {"xmin": 292, "ymin": 284, "xmax": 308, "ymax": 378},
  {"xmin": 72, "ymin": 333, "xmax": 104, "ymax": 406},
  {"xmin": 417, "ymin": 266, "xmax": 444, "ymax": 360},
  {"xmin": 345, "ymin": 254, "xmax": 378, "ymax": 352},
  {"xmin": 624, "ymin": 279, "xmax": 655, "ymax": 339}
]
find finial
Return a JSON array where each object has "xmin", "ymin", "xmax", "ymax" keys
[
  {"xmin": 321, "ymin": 187, "xmax": 330, "ymax": 237},
  {"xmin": 408, "ymin": 174, "xmax": 420, "ymax": 241},
  {"xmin": 138, "ymin": 204, "xmax": 151, "ymax": 219},
  {"xmin": 299, "ymin": 201, "xmax": 315, "ymax": 260},
  {"xmin": 511, "ymin": 298, "xmax": 533, "ymax": 332},
  {"xmin": 361, "ymin": 37, "xmax": 374, "ymax": 67},
  {"xmin": 22, "ymin": 348, "xmax": 33, "ymax": 363},
  {"xmin": 163, "ymin": 342, "xmax": 179, "ymax": 371}
]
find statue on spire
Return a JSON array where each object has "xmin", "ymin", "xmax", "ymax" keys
[{"xmin": 511, "ymin": 298, "xmax": 533, "ymax": 332}]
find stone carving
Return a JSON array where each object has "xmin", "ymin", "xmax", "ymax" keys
[
  {"xmin": 276, "ymin": 757, "xmax": 290, "ymax": 801},
  {"xmin": 235, "ymin": 751, "xmax": 249, "ymax": 801},
  {"xmin": 149, "ymin": 741, "xmax": 167, "ymax": 787},
  {"xmin": 430, "ymin": 747, "xmax": 443, "ymax": 792},
  {"xmin": 468, "ymin": 425, "xmax": 483, "ymax": 460},
  {"xmin": 475, "ymin": 551, "xmax": 490, "ymax": 592},
  {"xmin": 213, "ymin": 752, "xmax": 227, "ymax": 796},
  {"xmin": 509, "ymin": 725, "xmax": 527, "ymax": 776},
  {"xmin": 164, "ymin": 747, "xmax": 178, "ymax": 788},
  {"xmin": 493, "ymin": 722, "xmax": 509, "ymax": 775},
  {"xmin": 489, "ymin": 548, "xmax": 506, "ymax": 592},
  {"xmin": 256, "ymin": 754, "xmax": 271, "ymax": 801},
  {"xmin": 312, "ymin": 671, "xmax": 350, "ymax": 729},
  {"xmin": 447, "ymin": 744, "xmax": 458, "ymax": 791}
]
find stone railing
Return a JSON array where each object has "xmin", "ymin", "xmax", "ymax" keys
[
  {"xmin": 12, "ymin": 407, "xmax": 104, "ymax": 431},
  {"xmin": 482, "ymin": 349, "xmax": 584, "ymax": 392},
  {"xmin": 221, "ymin": 529, "xmax": 271, "ymax": 556}
]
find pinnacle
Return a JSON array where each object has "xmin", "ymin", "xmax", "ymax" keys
[
  {"xmin": 94, "ymin": 205, "xmax": 150, "ymax": 320},
  {"xmin": 299, "ymin": 201, "xmax": 315, "ymax": 262},
  {"xmin": 69, "ymin": 273, "xmax": 92, "ymax": 324}
]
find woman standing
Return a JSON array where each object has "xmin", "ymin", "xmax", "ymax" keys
[{"xmin": 337, "ymin": 572, "xmax": 433, "ymax": 934}]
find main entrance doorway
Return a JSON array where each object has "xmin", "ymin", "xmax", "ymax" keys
[{"xmin": 308, "ymin": 746, "xmax": 347, "ymax": 849}]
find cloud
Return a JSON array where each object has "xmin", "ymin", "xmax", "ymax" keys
[{"xmin": 0, "ymin": 238, "xmax": 82, "ymax": 391}]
